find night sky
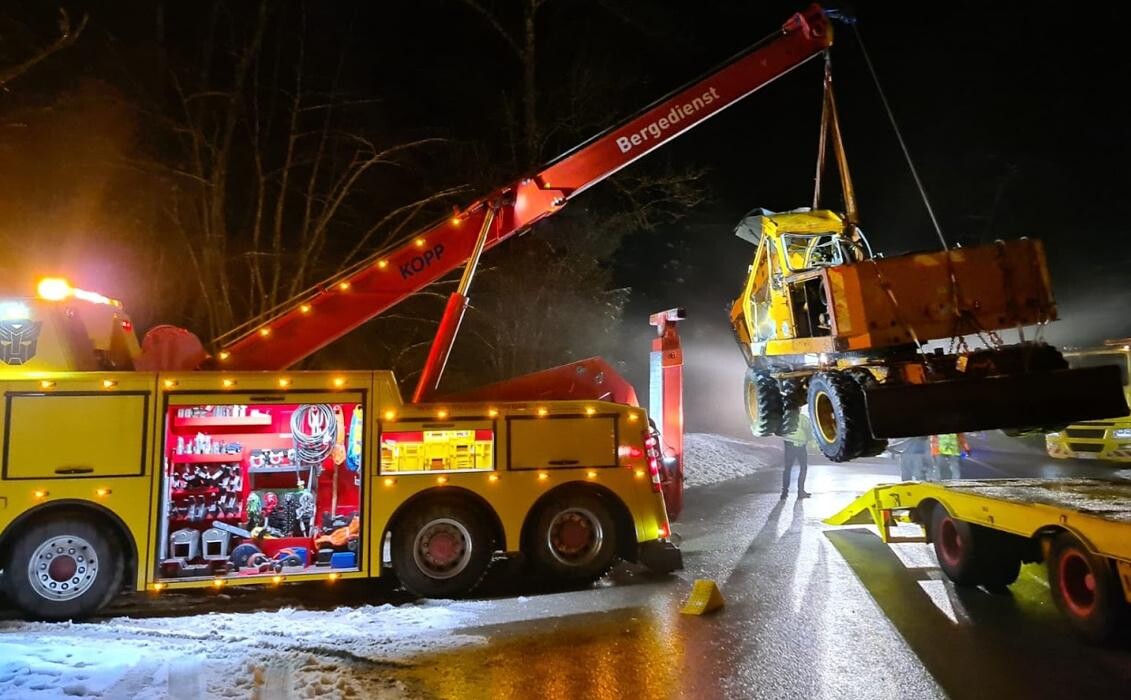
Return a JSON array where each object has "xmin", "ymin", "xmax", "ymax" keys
[{"xmin": 3, "ymin": 1, "xmax": 1127, "ymax": 433}]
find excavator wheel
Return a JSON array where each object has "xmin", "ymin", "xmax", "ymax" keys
[
  {"xmin": 807, "ymin": 371, "xmax": 869, "ymax": 462},
  {"xmin": 843, "ymin": 368, "xmax": 888, "ymax": 458},
  {"xmin": 776, "ymin": 378, "xmax": 806, "ymax": 437},
  {"xmin": 744, "ymin": 368, "xmax": 783, "ymax": 437}
]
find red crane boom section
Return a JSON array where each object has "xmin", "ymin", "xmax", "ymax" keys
[{"xmin": 216, "ymin": 5, "xmax": 832, "ymax": 371}]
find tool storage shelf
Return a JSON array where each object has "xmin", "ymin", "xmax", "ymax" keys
[
  {"xmin": 173, "ymin": 415, "xmax": 273, "ymax": 428},
  {"xmin": 171, "ymin": 487, "xmax": 221, "ymax": 497},
  {"xmin": 170, "ymin": 453, "xmax": 244, "ymax": 464},
  {"xmin": 169, "ymin": 513, "xmax": 242, "ymax": 526}
]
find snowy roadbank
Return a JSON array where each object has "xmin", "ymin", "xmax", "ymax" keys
[{"xmin": 683, "ymin": 432, "xmax": 776, "ymax": 487}]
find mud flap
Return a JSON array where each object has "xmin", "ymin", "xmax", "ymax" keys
[
  {"xmin": 864, "ymin": 366, "xmax": 1128, "ymax": 438},
  {"xmin": 638, "ymin": 540, "xmax": 683, "ymax": 573}
]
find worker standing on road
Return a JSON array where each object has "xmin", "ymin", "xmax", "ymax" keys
[
  {"xmin": 931, "ymin": 433, "xmax": 970, "ymax": 480},
  {"xmin": 781, "ymin": 412, "xmax": 812, "ymax": 499},
  {"xmin": 898, "ymin": 435, "xmax": 932, "ymax": 481}
]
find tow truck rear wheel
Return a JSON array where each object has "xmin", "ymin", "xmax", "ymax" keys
[
  {"xmin": 392, "ymin": 501, "xmax": 493, "ymax": 598},
  {"xmin": 530, "ymin": 492, "xmax": 618, "ymax": 581},
  {"xmin": 5, "ymin": 514, "xmax": 123, "ymax": 620},
  {"xmin": 1047, "ymin": 532, "xmax": 1127, "ymax": 643},
  {"xmin": 744, "ymin": 368, "xmax": 783, "ymax": 437},
  {"xmin": 807, "ymin": 371, "xmax": 868, "ymax": 462}
]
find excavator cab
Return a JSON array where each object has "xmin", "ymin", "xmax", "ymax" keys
[{"xmin": 730, "ymin": 208, "xmax": 868, "ymax": 348}]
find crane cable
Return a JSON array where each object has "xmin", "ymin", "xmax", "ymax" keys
[{"xmin": 849, "ymin": 21, "xmax": 951, "ymax": 252}]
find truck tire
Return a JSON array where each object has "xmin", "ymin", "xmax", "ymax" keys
[
  {"xmin": 1047, "ymin": 532, "xmax": 1127, "ymax": 643},
  {"xmin": 843, "ymin": 368, "xmax": 888, "ymax": 457},
  {"xmin": 529, "ymin": 492, "xmax": 618, "ymax": 581},
  {"xmin": 776, "ymin": 378, "xmax": 805, "ymax": 437},
  {"xmin": 744, "ymin": 368, "xmax": 783, "ymax": 437},
  {"xmin": 807, "ymin": 371, "xmax": 868, "ymax": 461},
  {"xmin": 929, "ymin": 505, "xmax": 1020, "ymax": 588},
  {"xmin": 5, "ymin": 514, "xmax": 123, "ymax": 620},
  {"xmin": 392, "ymin": 501, "xmax": 494, "ymax": 598}
]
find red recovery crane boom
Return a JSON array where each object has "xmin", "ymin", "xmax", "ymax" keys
[{"xmin": 208, "ymin": 5, "xmax": 834, "ymax": 392}]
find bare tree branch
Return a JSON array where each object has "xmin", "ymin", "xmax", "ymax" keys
[{"xmin": 0, "ymin": 9, "xmax": 88, "ymax": 90}]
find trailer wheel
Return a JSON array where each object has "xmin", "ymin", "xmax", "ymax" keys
[
  {"xmin": 744, "ymin": 368, "xmax": 783, "ymax": 437},
  {"xmin": 807, "ymin": 371, "xmax": 868, "ymax": 461},
  {"xmin": 929, "ymin": 505, "xmax": 1020, "ymax": 588},
  {"xmin": 1047, "ymin": 532, "xmax": 1127, "ymax": 643},
  {"xmin": 530, "ymin": 492, "xmax": 618, "ymax": 581},
  {"xmin": 392, "ymin": 501, "xmax": 493, "ymax": 598},
  {"xmin": 5, "ymin": 514, "xmax": 123, "ymax": 620}
]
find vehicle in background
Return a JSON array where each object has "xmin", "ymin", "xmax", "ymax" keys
[{"xmin": 1046, "ymin": 340, "xmax": 1131, "ymax": 461}]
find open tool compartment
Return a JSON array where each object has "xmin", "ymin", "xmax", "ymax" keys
[{"xmin": 156, "ymin": 393, "xmax": 365, "ymax": 582}]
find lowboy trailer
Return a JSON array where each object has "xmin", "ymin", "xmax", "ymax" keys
[{"xmin": 827, "ymin": 479, "xmax": 1131, "ymax": 643}]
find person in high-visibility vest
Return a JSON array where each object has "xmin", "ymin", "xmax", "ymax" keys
[
  {"xmin": 781, "ymin": 412, "xmax": 813, "ymax": 499},
  {"xmin": 930, "ymin": 433, "xmax": 970, "ymax": 480}
]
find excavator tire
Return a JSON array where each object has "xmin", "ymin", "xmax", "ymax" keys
[
  {"xmin": 807, "ymin": 371, "xmax": 869, "ymax": 462},
  {"xmin": 776, "ymin": 378, "xmax": 806, "ymax": 437},
  {"xmin": 744, "ymin": 368, "xmax": 783, "ymax": 437},
  {"xmin": 843, "ymin": 368, "xmax": 888, "ymax": 457}
]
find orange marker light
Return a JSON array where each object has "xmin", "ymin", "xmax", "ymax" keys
[
  {"xmin": 152, "ymin": 582, "xmax": 166, "ymax": 592},
  {"xmin": 537, "ymin": 407, "xmax": 548, "ymax": 417},
  {"xmin": 34, "ymin": 489, "xmax": 49, "ymax": 499},
  {"xmin": 163, "ymin": 379, "xmax": 178, "ymax": 389},
  {"xmin": 338, "ymin": 281, "xmax": 351, "ymax": 291},
  {"xmin": 332, "ymin": 377, "xmax": 346, "ymax": 388},
  {"xmin": 488, "ymin": 474, "xmax": 500, "ymax": 482},
  {"xmin": 628, "ymin": 413, "xmax": 639, "ymax": 423},
  {"xmin": 384, "ymin": 477, "xmax": 395, "ymax": 487},
  {"xmin": 377, "ymin": 259, "xmax": 388, "ymax": 269},
  {"xmin": 451, "ymin": 217, "xmax": 461, "ymax": 226},
  {"xmin": 328, "ymin": 573, "xmax": 341, "ymax": 582},
  {"xmin": 538, "ymin": 472, "xmax": 549, "ymax": 481},
  {"xmin": 415, "ymin": 238, "xmax": 426, "ymax": 248},
  {"xmin": 218, "ymin": 351, "xmax": 231, "ymax": 361},
  {"xmin": 585, "ymin": 407, "xmax": 596, "ymax": 416},
  {"xmin": 587, "ymin": 471, "xmax": 597, "ymax": 479},
  {"xmin": 635, "ymin": 469, "xmax": 646, "ymax": 479},
  {"xmin": 102, "ymin": 379, "xmax": 117, "ymax": 389},
  {"xmin": 436, "ymin": 476, "xmax": 448, "ymax": 485},
  {"xmin": 436, "ymin": 409, "xmax": 449, "ymax": 419},
  {"xmin": 40, "ymin": 380, "xmax": 55, "ymax": 389},
  {"xmin": 488, "ymin": 408, "xmax": 499, "ymax": 418},
  {"xmin": 300, "ymin": 303, "xmax": 312, "ymax": 314},
  {"xmin": 277, "ymin": 378, "xmax": 291, "ymax": 388},
  {"xmin": 383, "ymin": 410, "xmax": 396, "ymax": 421},
  {"xmin": 95, "ymin": 488, "xmax": 112, "ymax": 497},
  {"xmin": 212, "ymin": 578, "xmax": 225, "ymax": 589},
  {"xmin": 259, "ymin": 327, "xmax": 271, "ymax": 337},
  {"xmin": 222, "ymin": 378, "xmax": 236, "ymax": 388},
  {"xmin": 272, "ymin": 575, "xmax": 283, "ymax": 585},
  {"xmin": 37, "ymin": 277, "xmax": 71, "ymax": 301}
]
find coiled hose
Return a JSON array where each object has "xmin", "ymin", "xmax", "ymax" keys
[{"xmin": 291, "ymin": 405, "xmax": 337, "ymax": 491}]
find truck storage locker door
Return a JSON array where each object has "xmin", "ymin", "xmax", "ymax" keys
[{"xmin": 5, "ymin": 393, "xmax": 148, "ymax": 478}]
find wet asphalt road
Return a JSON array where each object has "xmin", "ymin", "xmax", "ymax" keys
[{"xmin": 395, "ymin": 436, "xmax": 1131, "ymax": 700}]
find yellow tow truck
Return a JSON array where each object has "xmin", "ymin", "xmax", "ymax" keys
[{"xmin": 0, "ymin": 285, "xmax": 677, "ymax": 619}]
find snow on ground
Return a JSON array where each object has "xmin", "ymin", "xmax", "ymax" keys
[
  {"xmin": 0, "ymin": 600, "xmax": 487, "ymax": 699},
  {"xmin": 683, "ymin": 432, "xmax": 776, "ymax": 487},
  {"xmin": 0, "ymin": 433, "xmax": 770, "ymax": 699}
]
